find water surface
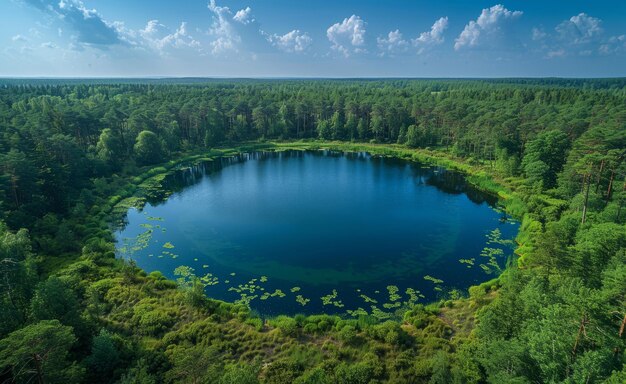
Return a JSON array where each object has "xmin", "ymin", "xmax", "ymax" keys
[{"xmin": 116, "ymin": 150, "xmax": 517, "ymax": 315}]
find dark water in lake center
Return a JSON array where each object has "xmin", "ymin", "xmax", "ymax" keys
[{"xmin": 115, "ymin": 150, "xmax": 518, "ymax": 316}]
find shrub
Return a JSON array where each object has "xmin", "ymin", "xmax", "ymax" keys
[
  {"xmin": 245, "ymin": 318, "xmax": 263, "ymax": 331},
  {"xmin": 271, "ymin": 316, "xmax": 298, "ymax": 337},
  {"xmin": 294, "ymin": 367, "xmax": 332, "ymax": 384},
  {"xmin": 262, "ymin": 360, "xmax": 301, "ymax": 384},
  {"xmin": 338, "ymin": 325, "xmax": 359, "ymax": 345},
  {"xmin": 334, "ymin": 362, "xmax": 375, "ymax": 384},
  {"xmin": 367, "ymin": 321, "xmax": 410, "ymax": 347},
  {"xmin": 220, "ymin": 364, "xmax": 259, "ymax": 384},
  {"xmin": 133, "ymin": 305, "xmax": 176, "ymax": 336},
  {"xmin": 303, "ymin": 323, "xmax": 318, "ymax": 334}
]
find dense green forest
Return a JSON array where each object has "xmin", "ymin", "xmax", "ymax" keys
[{"xmin": 0, "ymin": 78, "xmax": 625, "ymax": 383}]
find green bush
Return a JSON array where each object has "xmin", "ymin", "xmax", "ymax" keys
[
  {"xmin": 294, "ymin": 367, "xmax": 332, "ymax": 384},
  {"xmin": 334, "ymin": 361, "xmax": 375, "ymax": 384},
  {"xmin": 271, "ymin": 316, "xmax": 298, "ymax": 337},
  {"xmin": 133, "ymin": 305, "xmax": 176, "ymax": 336},
  {"xmin": 338, "ymin": 325, "xmax": 359, "ymax": 345}
]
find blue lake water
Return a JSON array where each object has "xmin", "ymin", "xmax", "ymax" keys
[{"xmin": 115, "ymin": 150, "xmax": 518, "ymax": 316}]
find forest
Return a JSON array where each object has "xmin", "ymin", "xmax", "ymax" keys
[{"xmin": 0, "ymin": 78, "xmax": 625, "ymax": 383}]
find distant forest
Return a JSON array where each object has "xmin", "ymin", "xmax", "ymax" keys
[{"xmin": 0, "ymin": 78, "xmax": 624, "ymax": 383}]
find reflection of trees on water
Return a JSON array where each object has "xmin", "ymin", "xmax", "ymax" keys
[
  {"xmin": 425, "ymin": 169, "xmax": 497, "ymax": 206},
  {"xmin": 149, "ymin": 150, "xmax": 498, "ymax": 208},
  {"xmin": 149, "ymin": 161, "xmax": 220, "ymax": 206},
  {"xmin": 152, "ymin": 150, "xmax": 338, "ymax": 205}
]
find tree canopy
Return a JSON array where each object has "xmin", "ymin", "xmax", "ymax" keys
[{"xmin": 0, "ymin": 78, "xmax": 624, "ymax": 383}]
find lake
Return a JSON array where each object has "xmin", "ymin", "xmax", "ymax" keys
[{"xmin": 115, "ymin": 150, "xmax": 518, "ymax": 316}]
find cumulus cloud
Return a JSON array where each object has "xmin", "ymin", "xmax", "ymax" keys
[
  {"xmin": 412, "ymin": 17, "xmax": 448, "ymax": 53},
  {"xmin": 165, "ymin": 22, "xmax": 200, "ymax": 49},
  {"xmin": 377, "ymin": 17, "xmax": 448, "ymax": 56},
  {"xmin": 207, "ymin": 0, "xmax": 240, "ymax": 54},
  {"xmin": 267, "ymin": 30, "xmax": 312, "ymax": 53},
  {"xmin": 139, "ymin": 20, "xmax": 162, "ymax": 37},
  {"xmin": 24, "ymin": 0, "xmax": 122, "ymax": 47},
  {"xmin": 40, "ymin": 42, "xmax": 57, "ymax": 49},
  {"xmin": 455, "ymin": 4, "xmax": 522, "ymax": 50},
  {"xmin": 377, "ymin": 30, "xmax": 408, "ymax": 56},
  {"xmin": 555, "ymin": 13, "xmax": 603, "ymax": 44},
  {"xmin": 206, "ymin": 1, "xmax": 270, "ymax": 57},
  {"xmin": 22, "ymin": 0, "xmax": 202, "ymax": 55},
  {"xmin": 138, "ymin": 20, "xmax": 200, "ymax": 53},
  {"xmin": 327, "ymin": 15, "xmax": 366, "ymax": 56},
  {"xmin": 599, "ymin": 35, "xmax": 626, "ymax": 55},
  {"xmin": 233, "ymin": 7, "xmax": 253, "ymax": 25},
  {"xmin": 534, "ymin": 13, "xmax": 614, "ymax": 58}
]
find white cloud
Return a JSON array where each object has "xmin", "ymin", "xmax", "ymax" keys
[
  {"xmin": 12, "ymin": 35, "xmax": 29, "ymax": 42},
  {"xmin": 555, "ymin": 13, "xmax": 602, "ymax": 44},
  {"xmin": 168, "ymin": 23, "xmax": 200, "ymax": 49},
  {"xmin": 140, "ymin": 20, "xmax": 161, "ymax": 37},
  {"xmin": 24, "ymin": 0, "xmax": 122, "ymax": 47},
  {"xmin": 327, "ymin": 15, "xmax": 366, "ymax": 57},
  {"xmin": 599, "ymin": 35, "xmax": 626, "ymax": 55},
  {"xmin": 536, "ymin": 13, "xmax": 612, "ymax": 58},
  {"xmin": 377, "ymin": 30, "xmax": 408, "ymax": 56},
  {"xmin": 412, "ymin": 17, "xmax": 448, "ymax": 53},
  {"xmin": 139, "ymin": 20, "xmax": 200, "ymax": 53},
  {"xmin": 455, "ymin": 4, "xmax": 522, "ymax": 50},
  {"xmin": 233, "ymin": 7, "xmax": 253, "ymax": 25},
  {"xmin": 207, "ymin": 0, "xmax": 241, "ymax": 54},
  {"xmin": 205, "ymin": 1, "xmax": 268, "ymax": 57},
  {"xmin": 20, "ymin": 2, "xmax": 202, "ymax": 59},
  {"xmin": 268, "ymin": 30, "xmax": 312, "ymax": 53},
  {"xmin": 377, "ymin": 17, "xmax": 448, "ymax": 57}
]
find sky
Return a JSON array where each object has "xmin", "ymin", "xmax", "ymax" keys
[{"xmin": 1, "ymin": 0, "xmax": 626, "ymax": 78}]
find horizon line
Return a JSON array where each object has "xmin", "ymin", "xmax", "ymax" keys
[{"xmin": 1, "ymin": 76, "xmax": 625, "ymax": 80}]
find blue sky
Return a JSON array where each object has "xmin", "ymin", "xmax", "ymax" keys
[{"xmin": 2, "ymin": 0, "xmax": 625, "ymax": 77}]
